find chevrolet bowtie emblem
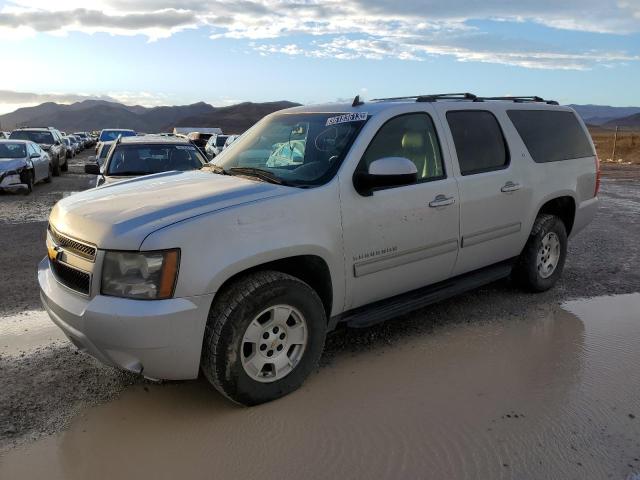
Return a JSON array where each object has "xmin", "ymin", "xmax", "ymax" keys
[{"xmin": 47, "ymin": 244, "xmax": 62, "ymax": 262}]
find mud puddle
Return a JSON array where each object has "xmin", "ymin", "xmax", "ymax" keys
[
  {"xmin": 1, "ymin": 293, "xmax": 640, "ymax": 479},
  {"xmin": 0, "ymin": 310, "xmax": 67, "ymax": 356}
]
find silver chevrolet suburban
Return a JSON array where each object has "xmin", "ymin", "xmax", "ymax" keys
[{"xmin": 39, "ymin": 93, "xmax": 599, "ymax": 405}]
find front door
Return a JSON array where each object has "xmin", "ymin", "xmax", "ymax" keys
[{"xmin": 340, "ymin": 111, "xmax": 460, "ymax": 311}]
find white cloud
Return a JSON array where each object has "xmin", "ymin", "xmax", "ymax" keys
[{"xmin": 0, "ymin": 0, "xmax": 639, "ymax": 68}]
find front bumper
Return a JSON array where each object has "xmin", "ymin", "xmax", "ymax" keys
[
  {"xmin": 0, "ymin": 171, "xmax": 28, "ymax": 192},
  {"xmin": 38, "ymin": 257, "xmax": 214, "ymax": 380}
]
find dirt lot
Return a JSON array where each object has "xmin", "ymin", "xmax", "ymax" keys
[
  {"xmin": 1, "ymin": 157, "xmax": 640, "ymax": 479},
  {"xmin": 590, "ymin": 127, "xmax": 640, "ymax": 164}
]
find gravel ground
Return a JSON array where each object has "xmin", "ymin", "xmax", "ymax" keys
[{"xmin": 1, "ymin": 160, "xmax": 639, "ymax": 454}]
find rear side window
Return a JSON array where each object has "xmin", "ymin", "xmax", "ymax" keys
[
  {"xmin": 446, "ymin": 111, "xmax": 509, "ymax": 175},
  {"xmin": 507, "ymin": 110, "xmax": 594, "ymax": 163}
]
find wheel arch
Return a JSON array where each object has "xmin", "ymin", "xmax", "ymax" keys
[
  {"xmin": 210, "ymin": 254, "xmax": 334, "ymax": 320},
  {"xmin": 536, "ymin": 195, "xmax": 577, "ymax": 235}
]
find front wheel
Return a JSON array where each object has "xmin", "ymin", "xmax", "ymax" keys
[
  {"xmin": 201, "ymin": 271, "xmax": 327, "ymax": 406},
  {"xmin": 60, "ymin": 156, "xmax": 68, "ymax": 172},
  {"xmin": 512, "ymin": 214, "xmax": 567, "ymax": 292}
]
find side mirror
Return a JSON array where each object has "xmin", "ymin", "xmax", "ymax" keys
[
  {"xmin": 30, "ymin": 153, "xmax": 39, "ymax": 159},
  {"xmin": 55, "ymin": 140, "xmax": 61, "ymax": 146},
  {"xmin": 84, "ymin": 163, "xmax": 101, "ymax": 175},
  {"xmin": 354, "ymin": 157, "xmax": 418, "ymax": 196}
]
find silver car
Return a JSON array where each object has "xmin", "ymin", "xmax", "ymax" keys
[{"xmin": 0, "ymin": 140, "xmax": 52, "ymax": 194}]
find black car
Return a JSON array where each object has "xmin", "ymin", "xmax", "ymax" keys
[{"xmin": 10, "ymin": 127, "xmax": 68, "ymax": 176}]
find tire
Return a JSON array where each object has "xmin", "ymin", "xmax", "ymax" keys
[
  {"xmin": 60, "ymin": 155, "xmax": 68, "ymax": 172},
  {"xmin": 52, "ymin": 157, "xmax": 61, "ymax": 176},
  {"xmin": 512, "ymin": 214, "xmax": 568, "ymax": 292},
  {"xmin": 20, "ymin": 170, "xmax": 34, "ymax": 195},
  {"xmin": 201, "ymin": 271, "xmax": 327, "ymax": 406}
]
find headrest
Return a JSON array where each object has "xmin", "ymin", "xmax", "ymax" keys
[{"xmin": 401, "ymin": 132, "xmax": 424, "ymax": 150}]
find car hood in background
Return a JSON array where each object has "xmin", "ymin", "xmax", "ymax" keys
[
  {"xmin": 0, "ymin": 158, "xmax": 28, "ymax": 172},
  {"xmin": 49, "ymin": 170, "xmax": 292, "ymax": 250}
]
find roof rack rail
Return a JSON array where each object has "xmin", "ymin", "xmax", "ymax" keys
[
  {"xmin": 480, "ymin": 96, "xmax": 559, "ymax": 105},
  {"xmin": 371, "ymin": 93, "xmax": 479, "ymax": 103},
  {"xmin": 369, "ymin": 93, "xmax": 559, "ymax": 105}
]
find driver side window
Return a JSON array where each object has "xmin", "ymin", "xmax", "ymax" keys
[{"xmin": 358, "ymin": 113, "xmax": 445, "ymax": 183}]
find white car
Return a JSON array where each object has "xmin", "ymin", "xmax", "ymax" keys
[
  {"xmin": 40, "ymin": 93, "xmax": 599, "ymax": 405},
  {"xmin": 84, "ymin": 136, "xmax": 207, "ymax": 187},
  {"xmin": 223, "ymin": 135, "xmax": 239, "ymax": 150},
  {"xmin": 204, "ymin": 134, "xmax": 228, "ymax": 158},
  {"xmin": 0, "ymin": 140, "xmax": 51, "ymax": 193}
]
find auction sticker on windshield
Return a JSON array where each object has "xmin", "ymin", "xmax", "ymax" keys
[{"xmin": 326, "ymin": 112, "xmax": 368, "ymax": 126}]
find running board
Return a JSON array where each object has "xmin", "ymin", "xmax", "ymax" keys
[{"xmin": 336, "ymin": 260, "xmax": 515, "ymax": 329}]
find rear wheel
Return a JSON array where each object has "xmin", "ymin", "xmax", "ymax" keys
[
  {"xmin": 201, "ymin": 271, "xmax": 327, "ymax": 406},
  {"xmin": 513, "ymin": 214, "xmax": 567, "ymax": 292}
]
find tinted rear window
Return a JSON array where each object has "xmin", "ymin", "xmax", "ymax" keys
[
  {"xmin": 446, "ymin": 111, "xmax": 509, "ymax": 175},
  {"xmin": 10, "ymin": 130, "xmax": 55, "ymax": 144},
  {"xmin": 507, "ymin": 110, "xmax": 594, "ymax": 163}
]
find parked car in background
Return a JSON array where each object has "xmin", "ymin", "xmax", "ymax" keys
[
  {"xmin": 85, "ymin": 135, "xmax": 208, "ymax": 187},
  {"xmin": 204, "ymin": 134, "xmax": 229, "ymax": 158},
  {"xmin": 69, "ymin": 135, "xmax": 84, "ymax": 152},
  {"xmin": 74, "ymin": 132, "xmax": 94, "ymax": 148},
  {"xmin": 223, "ymin": 135, "xmax": 239, "ymax": 150},
  {"xmin": 0, "ymin": 140, "xmax": 51, "ymax": 193},
  {"xmin": 2, "ymin": 132, "xmax": 12, "ymax": 139},
  {"xmin": 96, "ymin": 128, "xmax": 137, "ymax": 154},
  {"xmin": 10, "ymin": 127, "xmax": 67, "ymax": 175},
  {"xmin": 93, "ymin": 141, "xmax": 113, "ymax": 167},
  {"xmin": 42, "ymin": 94, "xmax": 599, "ymax": 406},
  {"xmin": 186, "ymin": 132, "xmax": 213, "ymax": 152},
  {"xmin": 62, "ymin": 137, "xmax": 76, "ymax": 158}
]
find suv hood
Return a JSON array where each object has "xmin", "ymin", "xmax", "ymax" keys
[{"xmin": 49, "ymin": 170, "xmax": 291, "ymax": 250}]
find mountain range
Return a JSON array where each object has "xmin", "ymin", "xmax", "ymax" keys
[
  {"xmin": 568, "ymin": 104, "xmax": 640, "ymax": 127},
  {"xmin": 0, "ymin": 99, "xmax": 638, "ymax": 134},
  {"xmin": 0, "ymin": 99, "xmax": 300, "ymax": 134}
]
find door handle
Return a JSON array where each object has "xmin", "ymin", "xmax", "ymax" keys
[
  {"xmin": 429, "ymin": 194, "xmax": 455, "ymax": 208},
  {"xmin": 501, "ymin": 181, "xmax": 521, "ymax": 193}
]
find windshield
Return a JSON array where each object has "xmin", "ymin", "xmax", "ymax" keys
[
  {"xmin": 0, "ymin": 142, "xmax": 27, "ymax": 158},
  {"xmin": 99, "ymin": 130, "xmax": 136, "ymax": 142},
  {"xmin": 10, "ymin": 131, "xmax": 55, "ymax": 144},
  {"xmin": 213, "ymin": 112, "xmax": 368, "ymax": 186},
  {"xmin": 99, "ymin": 144, "xmax": 112, "ymax": 159},
  {"xmin": 106, "ymin": 144, "xmax": 206, "ymax": 176}
]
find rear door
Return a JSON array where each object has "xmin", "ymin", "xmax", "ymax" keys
[{"xmin": 438, "ymin": 107, "xmax": 531, "ymax": 276}]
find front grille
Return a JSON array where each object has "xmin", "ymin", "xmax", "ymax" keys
[
  {"xmin": 50, "ymin": 260, "xmax": 91, "ymax": 295},
  {"xmin": 48, "ymin": 225, "xmax": 96, "ymax": 261}
]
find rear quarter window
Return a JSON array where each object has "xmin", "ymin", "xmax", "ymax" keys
[{"xmin": 507, "ymin": 110, "xmax": 594, "ymax": 163}]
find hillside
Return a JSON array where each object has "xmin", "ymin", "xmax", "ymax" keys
[
  {"xmin": 569, "ymin": 104, "xmax": 640, "ymax": 126},
  {"xmin": 603, "ymin": 113, "xmax": 640, "ymax": 129},
  {"xmin": 0, "ymin": 100, "xmax": 300, "ymax": 134}
]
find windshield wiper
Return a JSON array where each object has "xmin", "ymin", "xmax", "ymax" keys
[
  {"xmin": 204, "ymin": 163, "xmax": 228, "ymax": 175},
  {"xmin": 108, "ymin": 171, "xmax": 152, "ymax": 177},
  {"xmin": 228, "ymin": 167, "xmax": 287, "ymax": 186}
]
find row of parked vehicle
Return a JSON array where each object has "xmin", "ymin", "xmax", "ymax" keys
[
  {"xmin": 1, "ymin": 124, "xmax": 239, "ymax": 194},
  {"xmin": 0, "ymin": 127, "xmax": 96, "ymax": 194}
]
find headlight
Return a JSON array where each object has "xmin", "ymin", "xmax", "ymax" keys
[{"xmin": 101, "ymin": 250, "xmax": 179, "ymax": 300}]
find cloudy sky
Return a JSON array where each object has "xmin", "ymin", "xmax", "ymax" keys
[{"xmin": 0, "ymin": 0, "xmax": 639, "ymax": 113}]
